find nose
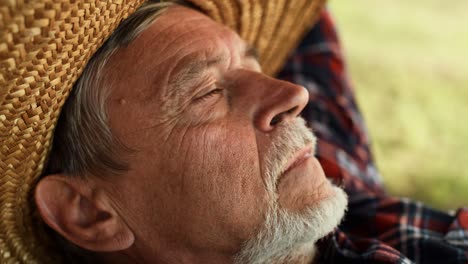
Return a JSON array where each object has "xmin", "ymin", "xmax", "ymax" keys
[
  {"xmin": 255, "ymin": 78, "xmax": 308, "ymax": 132},
  {"xmin": 229, "ymin": 70, "xmax": 309, "ymax": 132}
]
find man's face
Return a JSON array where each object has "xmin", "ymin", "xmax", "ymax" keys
[{"xmin": 99, "ymin": 5, "xmax": 346, "ymax": 262}]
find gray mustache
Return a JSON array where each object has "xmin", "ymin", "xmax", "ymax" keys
[{"xmin": 263, "ymin": 118, "xmax": 317, "ymax": 192}]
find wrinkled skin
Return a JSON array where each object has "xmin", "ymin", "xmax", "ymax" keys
[{"xmin": 35, "ymin": 5, "xmax": 340, "ymax": 263}]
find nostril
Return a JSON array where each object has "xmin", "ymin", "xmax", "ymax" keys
[
  {"xmin": 270, "ymin": 114, "xmax": 282, "ymax": 127},
  {"xmin": 269, "ymin": 106, "xmax": 299, "ymax": 127}
]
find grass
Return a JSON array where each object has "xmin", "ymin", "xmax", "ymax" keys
[{"xmin": 329, "ymin": 0, "xmax": 468, "ymax": 210}]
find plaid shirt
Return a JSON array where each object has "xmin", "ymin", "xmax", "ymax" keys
[{"xmin": 276, "ymin": 9, "xmax": 468, "ymax": 264}]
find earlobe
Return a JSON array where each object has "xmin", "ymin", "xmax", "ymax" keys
[{"xmin": 34, "ymin": 175, "xmax": 134, "ymax": 252}]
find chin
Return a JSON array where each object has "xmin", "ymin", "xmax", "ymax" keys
[{"xmin": 234, "ymin": 184, "xmax": 348, "ymax": 264}]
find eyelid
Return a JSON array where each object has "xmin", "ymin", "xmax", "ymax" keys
[{"xmin": 193, "ymin": 86, "xmax": 224, "ymax": 102}]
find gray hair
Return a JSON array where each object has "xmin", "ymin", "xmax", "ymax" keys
[
  {"xmin": 45, "ymin": 0, "xmax": 176, "ymax": 178},
  {"xmin": 42, "ymin": 1, "xmax": 184, "ymax": 262}
]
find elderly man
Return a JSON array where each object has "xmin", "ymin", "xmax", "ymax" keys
[
  {"xmin": 1, "ymin": 0, "xmax": 467, "ymax": 263},
  {"xmin": 35, "ymin": 3, "xmax": 347, "ymax": 263}
]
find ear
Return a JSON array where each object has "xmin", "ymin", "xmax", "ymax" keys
[{"xmin": 34, "ymin": 175, "xmax": 134, "ymax": 252}]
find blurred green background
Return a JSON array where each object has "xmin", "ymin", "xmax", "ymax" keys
[{"xmin": 329, "ymin": 0, "xmax": 468, "ymax": 210}]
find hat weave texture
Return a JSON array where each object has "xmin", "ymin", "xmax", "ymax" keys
[{"xmin": 0, "ymin": 0, "xmax": 325, "ymax": 262}]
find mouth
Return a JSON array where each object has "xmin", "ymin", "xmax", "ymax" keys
[{"xmin": 279, "ymin": 143, "xmax": 314, "ymax": 181}]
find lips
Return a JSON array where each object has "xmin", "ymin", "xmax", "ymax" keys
[{"xmin": 281, "ymin": 144, "xmax": 314, "ymax": 178}]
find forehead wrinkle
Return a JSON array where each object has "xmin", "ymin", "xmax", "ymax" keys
[
  {"xmin": 144, "ymin": 8, "xmax": 205, "ymax": 41},
  {"xmin": 139, "ymin": 13, "xmax": 234, "ymax": 96},
  {"xmin": 131, "ymin": 11, "xmax": 233, "ymax": 109},
  {"xmin": 144, "ymin": 13, "xmax": 214, "ymax": 54},
  {"xmin": 168, "ymin": 53, "xmax": 225, "ymax": 93},
  {"xmin": 151, "ymin": 52, "xmax": 226, "ymax": 118},
  {"xmin": 141, "ymin": 25, "xmax": 224, "ymax": 93},
  {"xmin": 161, "ymin": 32, "xmax": 229, "ymax": 93}
]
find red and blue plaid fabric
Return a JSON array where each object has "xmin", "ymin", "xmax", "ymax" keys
[{"xmin": 276, "ymin": 9, "xmax": 468, "ymax": 264}]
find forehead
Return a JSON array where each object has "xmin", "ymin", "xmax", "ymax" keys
[
  {"xmin": 136, "ymin": 5, "xmax": 238, "ymax": 52},
  {"xmin": 103, "ymin": 5, "xmax": 243, "ymax": 101}
]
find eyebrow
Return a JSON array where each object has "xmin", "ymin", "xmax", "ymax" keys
[
  {"xmin": 168, "ymin": 55, "xmax": 225, "ymax": 92},
  {"xmin": 168, "ymin": 44, "xmax": 260, "ymax": 92}
]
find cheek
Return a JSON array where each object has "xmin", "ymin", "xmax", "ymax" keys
[
  {"xmin": 168, "ymin": 122, "xmax": 270, "ymax": 241},
  {"xmin": 177, "ymin": 123, "xmax": 262, "ymax": 204}
]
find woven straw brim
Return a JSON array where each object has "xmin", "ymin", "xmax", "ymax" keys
[{"xmin": 0, "ymin": 0, "xmax": 325, "ymax": 262}]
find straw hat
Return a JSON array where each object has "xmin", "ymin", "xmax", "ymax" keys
[{"xmin": 0, "ymin": 0, "xmax": 326, "ymax": 262}]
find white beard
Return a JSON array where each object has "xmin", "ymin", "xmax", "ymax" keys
[
  {"xmin": 234, "ymin": 184, "xmax": 347, "ymax": 264},
  {"xmin": 234, "ymin": 118, "xmax": 348, "ymax": 264}
]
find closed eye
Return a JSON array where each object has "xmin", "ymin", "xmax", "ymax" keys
[{"xmin": 194, "ymin": 88, "xmax": 224, "ymax": 102}]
